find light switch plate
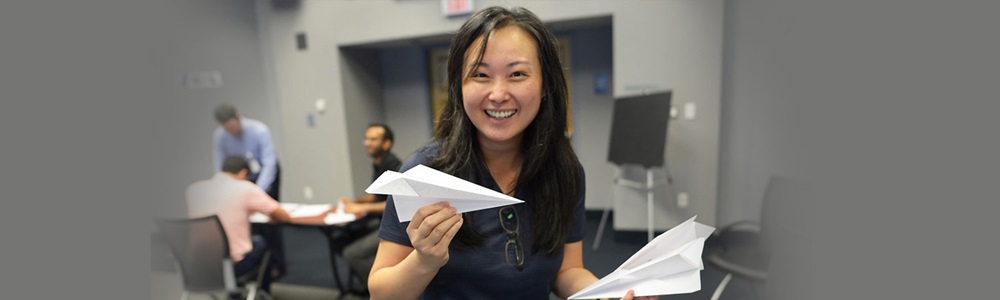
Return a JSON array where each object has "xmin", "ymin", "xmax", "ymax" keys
[
  {"xmin": 303, "ymin": 186, "xmax": 313, "ymax": 200},
  {"xmin": 684, "ymin": 102, "xmax": 696, "ymax": 120},
  {"xmin": 315, "ymin": 98, "xmax": 326, "ymax": 114},
  {"xmin": 677, "ymin": 192, "xmax": 689, "ymax": 208}
]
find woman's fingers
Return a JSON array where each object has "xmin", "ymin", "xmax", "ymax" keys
[
  {"xmin": 406, "ymin": 202, "xmax": 450, "ymax": 238},
  {"xmin": 619, "ymin": 289, "xmax": 658, "ymax": 300},
  {"xmin": 407, "ymin": 202, "xmax": 448, "ymax": 227},
  {"xmin": 439, "ymin": 214, "xmax": 463, "ymax": 246},
  {"xmin": 402, "ymin": 202, "xmax": 461, "ymax": 270},
  {"xmin": 417, "ymin": 207, "xmax": 462, "ymax": 246},
  {"xmin": 621, "ymin": 289, "xmax": 635, "ymax": 300},
  {"xmin": 429, "ymin": 213, "xmax": 463, "ymax": 247}
]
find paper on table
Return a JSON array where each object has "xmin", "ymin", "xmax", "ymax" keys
[
  {"xmin": 324, "ymin": 212, "xmax": 357, "ymax": 225},
  {"xmin": 569, "ymin": 216, "xmax": 715, "ymax": 299},
  {"xmin": 280, "ymin": 203, "xmax": 301, "ymax": 212},
  {"xmin": 289, "ymin": 204, "xmax": 332, "ymax": 218},
  {"xmin": 249, "ymin": 213, "xmax": 269, "ymax": 223},
  {"xmin": 249, "ymin": 203, "xmax": 316, "ymax": 222},
  {"xmin": 365, "ymin": 164, "xmax": 524, "ymax": 222}
]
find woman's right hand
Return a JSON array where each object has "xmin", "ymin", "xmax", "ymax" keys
[{"xmin": 405, "ymin": 201, "xmax": 464, "ymax": 272}]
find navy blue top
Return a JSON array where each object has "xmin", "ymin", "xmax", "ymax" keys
[{"xmin": 378, "ymin": 143, "xmax": 587, "ymax": 299}]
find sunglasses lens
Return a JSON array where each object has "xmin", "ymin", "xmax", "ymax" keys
[
  {"xmin": 505, "ymin": 240, "xmax": 524, "ymax": 269},
  {"xmin": 500, "ymin": 207, "xmax": 517, "ymax": 230}
]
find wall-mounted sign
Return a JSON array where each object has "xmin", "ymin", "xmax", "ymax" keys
[
  {"xmin": 442, "ymin": 0, "xmax": 473, "ymax": 17},
  {"xmin": 182, "ymin": 71, "xmax": 222, "ymax": 89},
  {"xmin": 594, "ymin": 73, "xmax": 609, "ymax": 95}
]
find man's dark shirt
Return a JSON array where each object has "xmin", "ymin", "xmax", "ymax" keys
[{"xmin": 372, "ymin": 151, "xmax": 402, "ymax": 203}]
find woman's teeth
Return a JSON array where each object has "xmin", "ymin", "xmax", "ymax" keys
[{"xmin": 486, "ymin": 110, "xmax": 516, "ymax": 119}]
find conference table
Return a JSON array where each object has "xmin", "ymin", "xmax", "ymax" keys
[{"xmin": 250, "ymin": 203, "xmax": 360, "ymax": 295}]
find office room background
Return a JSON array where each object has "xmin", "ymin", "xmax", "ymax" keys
[
  {"xmin": 152, "ymin": 0, "xmax": 728, "ymax": 235},
  {"xmin": 127, "ymin": 0, "xmax": 1000, "ymax": 299}
]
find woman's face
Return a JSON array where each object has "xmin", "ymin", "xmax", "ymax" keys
[{"xmin": 462, "ymin": 25, "xmax": 542, "ymax": 146}]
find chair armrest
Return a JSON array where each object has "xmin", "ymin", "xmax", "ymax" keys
[{"xmin": 715, "ymin": 220, "xmax": 761, "ymax": 235}]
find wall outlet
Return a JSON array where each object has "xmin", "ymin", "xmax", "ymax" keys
[
  {"xmin": 677, "ymin": 192, "xmax": 689, "ymax": 208},
  {"xmin": 303, "ymin": 186, "xmax": 313, "ymax": 200}
]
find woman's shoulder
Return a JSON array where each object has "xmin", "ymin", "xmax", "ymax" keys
[{"xmin": 400, "ymin": 142, "xmax": 442, "ymax": 172}]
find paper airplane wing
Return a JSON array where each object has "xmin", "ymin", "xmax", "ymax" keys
[
  {"xmin": 404, "ymin": 165, "xmax": 521, "ymax": 202},
  {"xmin": 365, "ymin": 170, "xmax": 417, "ymax": 196},
  {"xmin": 569, "ymin": 216, "xmax": 716, "ymax": 299},
  {"xmin": 569, "ymin": 269, "xmax": 702, "ymax": 299},
  {"xmin": 617, "ymin": 216, "xmax": 714, "ymax": 271},
  {"xmin": 365, "ymin": 165, "xmax": 524, "ymax": 222},
  {"xmin": 632, "ymin": 269, "xmax": 703, "ymax": 297}
]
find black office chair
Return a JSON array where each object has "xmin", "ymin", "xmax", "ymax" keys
[
  {"xmin": 155, "ymin": 215, "xmax": 272, "ymax": 300},
  {"xmin": 707, "ymin": 176, "xmax": 786, "ymax": 300}
]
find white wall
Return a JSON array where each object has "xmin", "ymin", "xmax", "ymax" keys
[{"xmin": 255, "ymin": 0, "xmax": 723, "ymax": 229}]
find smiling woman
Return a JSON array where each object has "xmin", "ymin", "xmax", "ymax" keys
[
  {"xmin": 368, "ymin": 6, "xmax": 655, "ymax": 300},
  {"xmin": 461, "ymin": 25, "xmax": 543, "ymax": 147},
  {"xmin": 429, "ymin": 32, "xmax": 573, "ymax": 138}
]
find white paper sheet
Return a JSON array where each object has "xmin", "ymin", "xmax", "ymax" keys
[
  {"xmin": 569, "ymin": 216, "xmax": 715, "ymax": 299},
  {"xmin": 280, "ymin": 203, "xmax": 301, "ymax": 212},
  {"xmin": 324, "ymin": 212, "xmax": 357, "ymax": 225},
  {"xmin": 249, "ymin": 203, "xmax": 319, "ymax": 222},
  {"xmin": 288, "ymin": 204, "xmax": 332, "ymax": 218},
  {"xmin": 249, "ymin": 212, "xmax": 269, "ymax": 223},
  {"xmin": 365, "ymin": 164, "xmax": 524, "ymax": 222}
]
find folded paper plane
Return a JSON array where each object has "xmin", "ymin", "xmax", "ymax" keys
[
  {"xmin": 569, "ymin": 216, "xmax": 715, "ymax": 299},
  {"xmin": 365, "ymin": 164, "xmax": 524, "ymax": 222}
]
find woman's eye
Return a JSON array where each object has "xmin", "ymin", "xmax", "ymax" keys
[
  {"xmin": 470, "ymin": 73, "xmax": 488, "ymax": 78},
  {"xmin": 511, "ymin": 71, "xmax": 526, "ymax": 77}
]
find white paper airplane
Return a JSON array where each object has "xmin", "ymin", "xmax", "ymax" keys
[
  {"xmin": 569, "ymin": 216, "xmax": 715, "ymax": 299},
  {"xmin": 365, "ymin": 164, "xmax": 524, "ymax": 222}
]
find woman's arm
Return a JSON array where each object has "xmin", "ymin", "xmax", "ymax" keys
[
  {"xmin": 553, "ymin": 241, "xmax": 599, "ymax": 298},
  {"xmin": 368, "ymin": 202, "xmax": 463, "ymax": 300},
  {"xmin": 552, "ymin": 241, "xmax": 658, "ymax": 300}
]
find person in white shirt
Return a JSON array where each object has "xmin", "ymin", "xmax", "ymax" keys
[
  {"xmin": 212, "ymin": 104, "xmax": 288, "ymax": 276},
  {"xmin": 187, "ymin": 156, "xmax": 290, "ymax": 295}
]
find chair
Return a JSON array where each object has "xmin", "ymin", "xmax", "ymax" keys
[
  {"xmin": 707, "ymin": 176, "xmax": 789, "ymax": 300},
  {"xmin": 155, "ymin": 215, "xmax": 272, "ymax": 300}
]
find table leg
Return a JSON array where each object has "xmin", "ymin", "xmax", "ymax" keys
[{"xmin": 318, "ymin": 227, "xmax": 348, "ymax": 296}]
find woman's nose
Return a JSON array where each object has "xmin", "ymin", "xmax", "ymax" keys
[{"xmin": 488, "ymin": 81, "xmax": 510, "ymax": 103}]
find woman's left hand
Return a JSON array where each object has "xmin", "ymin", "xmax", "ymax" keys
[{"xmin": 620, "ymin": 289, "xmax": 658, "ymax": 300}]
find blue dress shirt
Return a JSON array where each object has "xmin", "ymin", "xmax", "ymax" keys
[{"xmin": 213, "ymin": 117, "xmax": 278, "ymax": 193}]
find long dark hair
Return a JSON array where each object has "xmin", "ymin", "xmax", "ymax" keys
[{"xmin": 431, "ymin": 6, "xmax": 580, "ymax": 256}]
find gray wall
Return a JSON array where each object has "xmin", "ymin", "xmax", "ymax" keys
[
  {"xmin": 256, "ymin": 0, "xmax": 724, "ymax": 230},
  {"xmin": 380, "ymin": 46, "xmax": 434, "ymax": 165},
  {"xmin": 717, "ymin": 0, "xmax": 1000, "ymax": 298},
  {"xmin": 152, "ymin": 0, "xmax": 279, "ymax": 216},
  {"xmin": 561, "ymin": 27, "xmax": 616, "ymax": 211},
  {"xmin": 339, "ymin": 48, "xmax": 386, "ymax": 199}
]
